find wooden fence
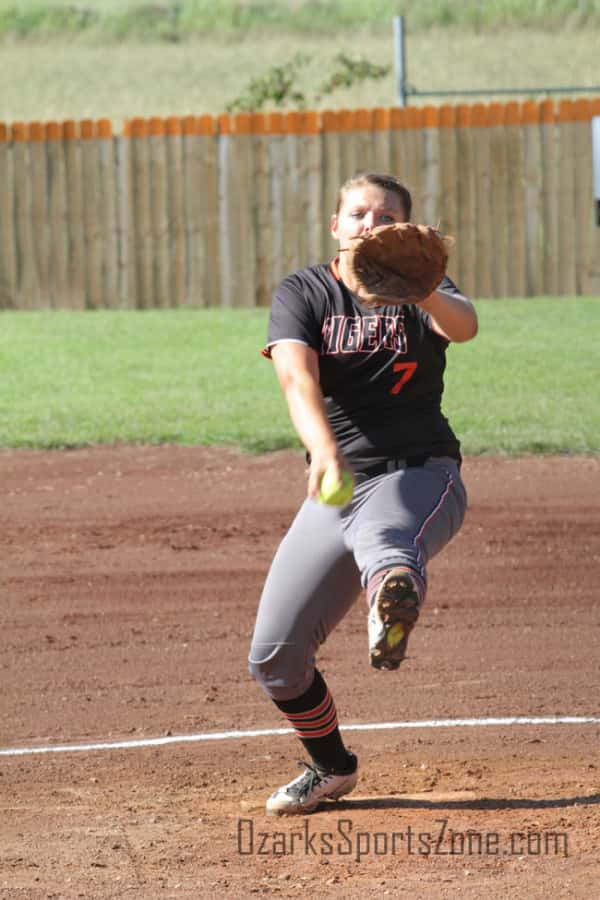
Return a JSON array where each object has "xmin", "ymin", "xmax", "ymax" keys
[{"xmin": 1, "ymin": 98, "xmax": 600, "ymax": 309}]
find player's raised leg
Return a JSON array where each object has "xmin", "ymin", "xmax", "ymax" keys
[{"xmin": 348, "ymin": 458, "xmax": 467, "ymax": 670}]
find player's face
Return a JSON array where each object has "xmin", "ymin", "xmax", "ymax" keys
[{"xmin": 330, "ymin": 185, "xmax": 408, "ymax": 248}]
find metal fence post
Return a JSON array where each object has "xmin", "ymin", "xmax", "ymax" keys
[
  {"xmin": 393, "ymin": 15, "xmax": 407, "ymax": 108},
  {"xmin": 593, "ymin": 116, "xmax": 600, "ymax": 226}
]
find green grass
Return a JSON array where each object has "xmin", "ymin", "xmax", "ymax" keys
[
  {"xmin": 0, "ymin": 0, "xmax": 599, "ymax": 41},
  {"xmin": 1, "ymin": 27, "xmax": 597, "ymax": 125},
  {"xmin": 0, "ymin": 309, "xmax": 288, "ymax": 451},
  {"xmin": 0, "ymin": 299, "xmax": 598, "ymax": 454},
  {"xmin": 444, "ymin": 298, "xmax": 599, "ymax": 454}
]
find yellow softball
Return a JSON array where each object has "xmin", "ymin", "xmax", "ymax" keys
[{"xmin": 318, "ymin": 467, "xmax": 354, "ymax": 506}]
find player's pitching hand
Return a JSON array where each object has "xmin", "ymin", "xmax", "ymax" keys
[{"xmin": 307, "ymin": 450, "xmax": 354, "ymax": 504}]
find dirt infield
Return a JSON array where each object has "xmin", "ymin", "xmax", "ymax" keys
[{"xmin": 1, "ymin": 447, "xmax": 599, "ymax": 899}]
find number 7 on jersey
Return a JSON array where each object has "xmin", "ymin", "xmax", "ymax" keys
[{"xmin": 391, "ymin": 361, "xmax": 417, "ymax": 395}]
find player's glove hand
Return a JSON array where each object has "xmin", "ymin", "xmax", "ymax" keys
[{"xmin": 341, "ymin": 222, "xmax": 450, "ymax": 308}]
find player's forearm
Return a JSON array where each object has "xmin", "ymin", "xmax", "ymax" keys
[
  {"xmin": 282, "ymin": 373, "xmax": 338, "ymax": 460},
  {"xmin": 418, "ymin": 290, "xmax": 478, "ymax": 342}
]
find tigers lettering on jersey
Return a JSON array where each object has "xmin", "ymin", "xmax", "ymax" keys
[
  {"xmin": 264, "ymin": 262, "xmax": 462, "ymax": 463},
  {"xmin": 321, "ymin": 313, "xmax": 407, "ymax": 355}
]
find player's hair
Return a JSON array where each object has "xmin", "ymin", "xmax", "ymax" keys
[{"xmin": 335, "ymin": 172, "xmax": 412, "ymax": 219}]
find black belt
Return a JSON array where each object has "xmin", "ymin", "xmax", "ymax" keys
[{"xmin": 354, "ymin": 453, "xmax": 461, "ymax": 485}]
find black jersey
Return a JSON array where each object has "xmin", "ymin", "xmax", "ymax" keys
[{"xmin": 265, "ymin": 261, "xmax": 462, "ymax": 469}]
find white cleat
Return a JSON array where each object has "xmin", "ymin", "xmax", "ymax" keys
[
  {"xmin": 368, "ymin": 568, "xmax": 421, "ymax": 670},
  {"xmin": 266, "ymin": 754, "xmax": 358, "ymax": 816}
]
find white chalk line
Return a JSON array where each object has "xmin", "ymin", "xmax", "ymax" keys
[{"xmin": 1, "ymin": 716, "xmax": 599, "ymax": 758}]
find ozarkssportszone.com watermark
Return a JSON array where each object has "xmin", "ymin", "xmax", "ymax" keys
[{"xmin": 237, "ymin": 818, "xmax": 568, "ymax": 861}]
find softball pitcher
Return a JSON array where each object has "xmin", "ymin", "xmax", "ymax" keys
[{"xmin": 248, "ymin": 172, "xmax": 478, "ymax": 816}]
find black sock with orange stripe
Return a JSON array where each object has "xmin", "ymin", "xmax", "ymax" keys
[{"xmin": 274, "ymin": 669, "xmax": 355, "ymax": 774}]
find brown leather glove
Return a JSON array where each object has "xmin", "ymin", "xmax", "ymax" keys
[{"xmin": 342, "ymin": 222, "xmax": 449, "ymax": 308}]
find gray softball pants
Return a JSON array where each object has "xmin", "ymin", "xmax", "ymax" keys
[{"xmin": 248, "ymin": 456, "xmax": 466, "ymax": 701}]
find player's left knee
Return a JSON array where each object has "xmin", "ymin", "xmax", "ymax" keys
[{"xmin": 248, "ymin": 641, "xmax": 314, "ymax": 701}]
